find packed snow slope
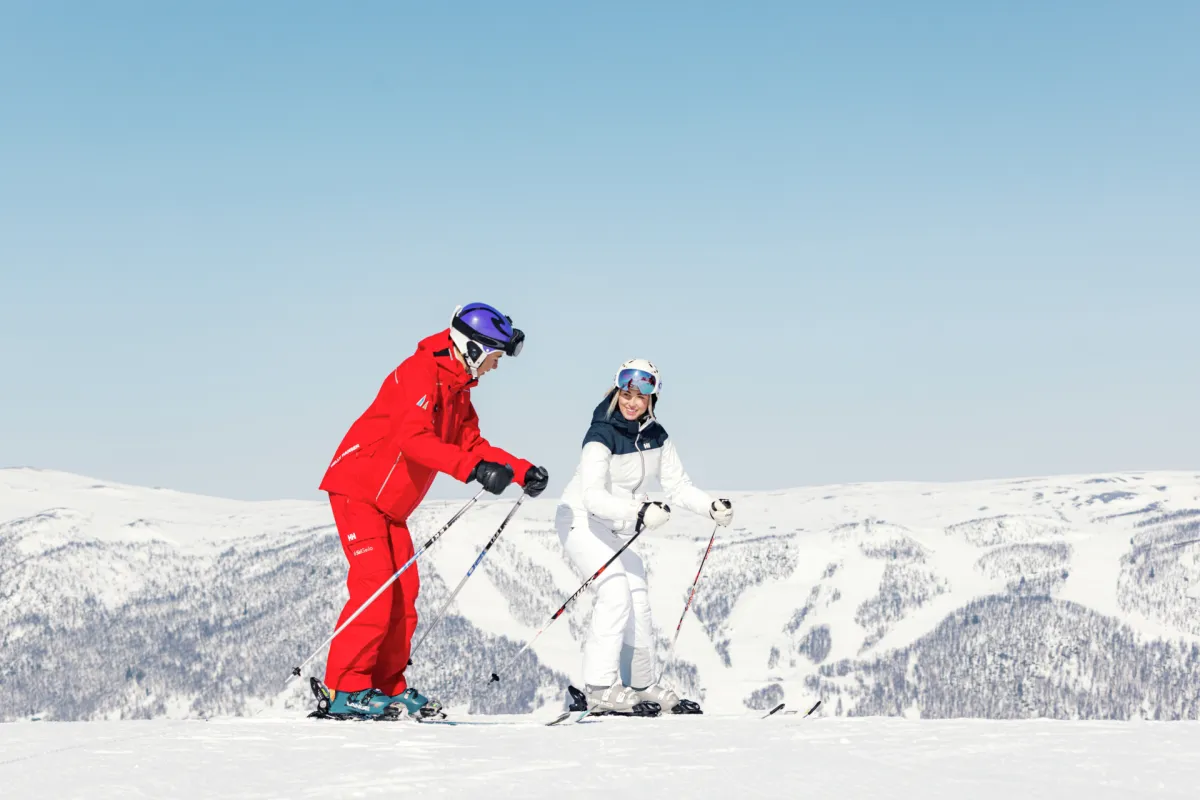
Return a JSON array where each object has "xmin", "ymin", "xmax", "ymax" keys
[
  {"xmin": 1, "ymin": 716, "xmax": 1198, "ymax": 800},
  {"xmin": 2, "ymin": 467, "xmax": 1199, "ymax": 722}
]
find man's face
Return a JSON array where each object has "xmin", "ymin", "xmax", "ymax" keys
[{"xmin": 476, "ymin": 351, "xmax": 502, "ymax": 377}]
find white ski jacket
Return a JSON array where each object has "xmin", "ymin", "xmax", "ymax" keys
[{"xmin": 559, "ymin": 397, "xmax": 713, "ymax": 533}]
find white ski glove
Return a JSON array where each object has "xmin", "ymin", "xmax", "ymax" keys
[
  {"xmin": 710, "ymin": 499, "xmax": 734, "ymax": 527},
  {"xmin": 636, "ymin": 501, "xmax": 671, "ymax": 532}
]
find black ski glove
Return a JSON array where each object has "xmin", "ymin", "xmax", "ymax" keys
[
  {"xmin": 523, "ymin": 465, "xmax": 549, "ymax": 498},
  {"xmin": 470, "ymin": 460, "xmax": 514, "ymax": 495}
]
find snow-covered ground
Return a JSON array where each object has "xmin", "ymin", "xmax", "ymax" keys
[
  {"xmin": 2, "ymin": 715, "xmax": 1198, "ymax": 799},
  {"xmin": 4, "ymin": 468, "xmax": 1200, "ymax": 797}
]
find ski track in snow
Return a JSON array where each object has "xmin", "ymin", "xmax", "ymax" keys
[{"xmin": 1, "ymin": 717, "xmax": 1198, "ymax": 799}]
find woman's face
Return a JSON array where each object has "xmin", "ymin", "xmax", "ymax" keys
[{"xmin": 618, "ymin": 388, "xmax": 650, "ymax": 420}]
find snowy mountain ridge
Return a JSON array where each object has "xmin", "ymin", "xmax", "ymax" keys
[{"xmin": 2, "ymin": 467, "xmax": 1199, "ymax": 722}]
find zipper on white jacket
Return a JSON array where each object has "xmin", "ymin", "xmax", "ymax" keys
[{"xmin": 631, "ymin": 432, "xmax": 646, "ymax": 495}]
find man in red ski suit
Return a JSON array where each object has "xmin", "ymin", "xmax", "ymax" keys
[{"xmin": 318, "ymin": 303, "xmax": 547, "ymax": 718}]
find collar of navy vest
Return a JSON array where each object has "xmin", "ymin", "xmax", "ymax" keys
[{"xmin": 582, "ymin": 397, "xmax": 668, "ymax": 454}]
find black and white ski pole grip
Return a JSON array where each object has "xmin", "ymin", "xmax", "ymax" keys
[{"xmin": 287, "ymin": 488, "xmax": 486, "ymax": 683}]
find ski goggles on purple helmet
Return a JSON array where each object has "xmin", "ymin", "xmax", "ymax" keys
[
  {"xmin": 451, "ymin": 303, "xmax": 525, "ymax": 357},
  {"xmin": 616, "ymin": 368, "xmax": 659, "ymax": 395}
]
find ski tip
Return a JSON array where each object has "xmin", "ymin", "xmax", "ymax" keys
[
  {"xmin": 763, "ymin": 703, "xmax": 786, "ymax": 718},
  {"xmin": 804, "ymin": 700, "xmax": 822, "ymax": 718}
]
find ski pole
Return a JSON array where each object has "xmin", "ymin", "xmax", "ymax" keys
[
  {"xmin": 409, "ymin": 492, "xmax": 529, "ymax": 661},
  {"xmin": 287, "ymin": 488, "xmax": 487, "ymax": 683},
  {"xmin": 656, "ymin": 523, "xmax": 718, "ymax": 685},
  {"xmin": 488, "ymin": 514, "xmax": 654, "ymax": 684}
]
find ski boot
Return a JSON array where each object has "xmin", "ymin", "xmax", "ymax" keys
[
  {"xmin": 307, "ymin": 678, "xmax": 445, "ymax": 721},
  {"xmin": 635, "ymin": 684, "xmax": 702, "ymax": 714},
  {"xmin": 308, "ymin": 679, "xmax": 399, "ymax": 720},
  {"xmin": 309, "ymin": 678, "xmax": 361, "ymax": 720},
  {"xmin": 386, "ymin": 687, "xmax": 446, "ymax": 721},
  {"xmin": 568, "ymin": 683, "xmax": 661, "ymax": 717}
]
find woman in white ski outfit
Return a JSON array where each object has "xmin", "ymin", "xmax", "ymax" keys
[{"xmin": 555, "ymin": 359, "xmax": 734, "ymax": 715}]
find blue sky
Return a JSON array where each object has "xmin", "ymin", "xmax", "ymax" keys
[{"xmin": 2, "ymin": 1, "xmax": 1198, "ymax": 501}]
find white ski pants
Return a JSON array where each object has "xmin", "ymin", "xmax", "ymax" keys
[{"xmin": 555, "ymin": 507, "xmax": 656, "ymax": 689}]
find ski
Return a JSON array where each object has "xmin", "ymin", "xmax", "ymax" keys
[
  {"xmin": 412, "ymin": 706, "xmax": 580, "ymax": 727},
  {"xmin": 574, "ymin": 708, "xmax": 595, "ymax": 723},
  {"xmin": 797, "ymin": 700, "xmax": 822, "ymax": 718},
  {"xmin": 310, "ymin": 675, "xmax": 576, "ymax": 726},
  {"xmin": 763, "ymin": 699, "xmax": 822, "ymax": 719},
  {"xmin": 310, "ymin": 676, "xmax": 820, "ymax": 725},
  {"xmin": 543, "ymin": 706, "xmax": 611, "ymax": 725},
  {"xmin": 417, "ymin": 717, "xmax": 526, "ymax": 727}
]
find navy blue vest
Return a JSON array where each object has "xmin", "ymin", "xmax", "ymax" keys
[{"xmin": 581, "ymin": 396, "xmax": 669, "ymax": 455}]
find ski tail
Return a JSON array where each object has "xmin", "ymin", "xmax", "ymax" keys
[
  {"xmin": 765, "ymin": 699, "xmax": 821, "ymax": 719},
  {"xmin": 307, "ymin": 677, "xmax": 334, "ymax": 719}
]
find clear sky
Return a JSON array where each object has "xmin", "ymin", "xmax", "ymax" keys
[{"xmin": 2, "ymin": 1, "xmax": 1198, "ymax": 502}]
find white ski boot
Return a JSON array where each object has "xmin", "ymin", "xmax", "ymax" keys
[
  {"xmin": 635, "ymin": 684, "xmax": 702, "ymax": 714},
  {"xmin": 567, "ymin": 682, "xmax": 661, "ymax": 717}
]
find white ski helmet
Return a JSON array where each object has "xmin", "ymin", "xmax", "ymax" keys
[{"xmin": 614, "ymin": 358, "xmax": 662, "ymax": 396}]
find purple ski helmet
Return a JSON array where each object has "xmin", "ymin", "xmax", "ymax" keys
[{"xmin": 450, "ymin": 302, "xmax": 525, "ymax": 377}]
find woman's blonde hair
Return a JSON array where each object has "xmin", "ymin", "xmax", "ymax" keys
[{"xmin": 604, "ymin": 386, "xmax": 656, "ymax": 419}]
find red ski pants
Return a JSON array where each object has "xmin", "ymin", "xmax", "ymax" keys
[{"xmin": 323, "ymin": 494, "xmax": 419, "ymax": 696}]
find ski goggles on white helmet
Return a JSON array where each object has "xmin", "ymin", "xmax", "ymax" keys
[{"xmin": 616, "ymin": 367, "xmax": 659, "ymax": 396}]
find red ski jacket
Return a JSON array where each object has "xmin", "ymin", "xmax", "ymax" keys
[{"xmin": 319, "ymin": 329, "xmax": 533, "ymax": 521}]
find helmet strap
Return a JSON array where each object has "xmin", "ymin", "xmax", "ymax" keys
[{"xmin": 450, "ymin": 341, "xmax": 481, "ymax": 379}]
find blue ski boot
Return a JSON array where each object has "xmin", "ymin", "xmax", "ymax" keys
[
  {"xmin": 326, "ymin": 687, "xmax": 398, "ymax": 719},
  {"xmin": 388, "ymin": 687, "xmax": 446, "ymax": 720}
]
